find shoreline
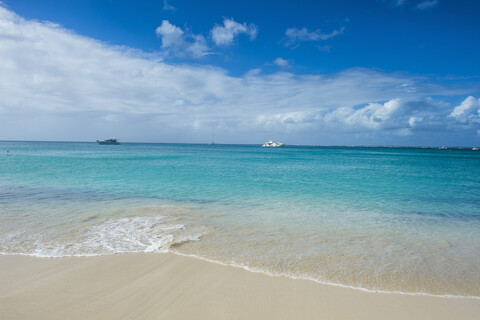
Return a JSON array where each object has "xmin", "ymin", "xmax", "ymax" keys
[
  {"xmin": 172, "ymin": 251, "xmax": 480, "ymax": 300},
  {"xmin": 1, "ymin": 253, "xmax": 479, "ymax": 320},
  {"xmin": 3, "ymin": 251, "xmax": 479, "ymax": 300}
]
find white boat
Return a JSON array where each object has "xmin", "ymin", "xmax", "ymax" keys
[
  {"xmin": 262, "ymin": 140, "xmax": 285, "ymax": 147},
  {"xmin": 473, "ymin": 147, "xmax": 479, "ymax": 151},
  {"xmin": 97, "ymin": 138, "xmax": 120, "ymax": 145}
]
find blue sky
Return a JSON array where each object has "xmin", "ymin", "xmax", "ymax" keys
[{"xmin": 0, "ymin": 0, "xmax": 480, "ymax": 145}]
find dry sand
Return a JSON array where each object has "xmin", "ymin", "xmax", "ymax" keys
[{"xmin": 0, "ymin": 253, "xmax": 479, "ymax": 320}]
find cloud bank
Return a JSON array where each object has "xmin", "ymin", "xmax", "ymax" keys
[{"xmin": 0, "ymin": 6, "xmax": 478, "ymax": 145}]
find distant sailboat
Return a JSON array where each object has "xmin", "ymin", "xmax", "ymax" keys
[{"xmin": 209, "ymin": 135, "xmax": 215, "ymax": 145}]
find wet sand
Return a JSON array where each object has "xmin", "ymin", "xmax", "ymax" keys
[{"xmin": 0, "ymin": 253, "xmax": 479, "ymax": 320}]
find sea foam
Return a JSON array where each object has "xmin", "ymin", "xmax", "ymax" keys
[{"xmin": 0, "ymin": 214, "xmax": 204, "ymax": 258}]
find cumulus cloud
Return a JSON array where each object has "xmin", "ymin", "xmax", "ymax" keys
[
  {"xmin": 273, "ymin": 57, "xmax": 290, "ymax": 67},
  {"xmin": 0, "ymin": 6, "xmax": 477, "ymax": 145},
  {"xmin": 325, "ymin": 99, "xmax": 403, "ymax": 130},
  {"xmin": 449, "ymin": 96, "xmax": 480, "ymax": 124},
  {"xmin": 283, "ymin": 26, "xmax": 345, "ymax": 47},
  {"xmin": 416, "ymin": 0, "xmax": 439, "ymax": 10},
  {"xmin": 255, "ymin": 97, "xmax": 454, "ymax": 137},
  {"xmin": 322, "ymin": 98, "xmax": 450, "ymax": 133},
  {"xmin": 155, "ymin": 20, "xmax": 211, "ymax": 58},
  {"xmin": 156, "ymin": 20, "xmax": 184, "ymax": 48},
  {"xmin": 210, "ymin": 18, "xmax": 257, "ymax": 46},
  {"xmin": 155, "ymin": 18, "xmax": 257, "ymax": 58}
]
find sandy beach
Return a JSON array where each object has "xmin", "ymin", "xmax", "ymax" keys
[
  {"xmin": 2, "ymin": 0, "xmax": 480, "ymax": 318},
  {"xmin": 1, "ymin": 253, "xmax": 479, "ymax": 320}
]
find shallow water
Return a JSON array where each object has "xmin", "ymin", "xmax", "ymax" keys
[{"xmin": 1, "ymin": 141, "xmax": 479, "ymax": 296}]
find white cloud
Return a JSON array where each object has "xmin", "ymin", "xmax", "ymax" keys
[
  {"xmin": 155, "ymin": 20, "xmax": 211, "ymax": 58},
  {"xmin": 408, "ymin": 116, "xmax": 422, "ymax": 128},
  {"xmin": 325, "ymin": 99, "xmax": 403, "ymax": 130},
  {"xmin": 416, "ymin": 0, "xmax": 439, "ymax": 10},
  {"xmin": 210, "ymin": 18, "xmax": 257, "ymax": 46},
  {"xmin": 283, "ymin": 26, "xmax": 345, "ymax": 47},
  {"xmin": 155, "ymin": 18, "xmax": 257, "ymax": 58},
  {"xmin": 186, "ymin": 34, "xmax": 210, "ymax": 58},
  {"xmin": 449, "ymin": 96, "xmax": 480, "ymax": 124},
  {"xmin": 0, "ymin": 6, "xmax": 476, "ymax": 145},
  {"xmin": 255, "ymin": 111, "xmax": 320, "ymax": 132},
  {"xmin": 273, "ymin": 57, "xmax": 290, "ymax": 67},
  {"xmin": 251, "ymin": 97, "xmax": 461, "ymax": 139},
  {"xmin": 155, "ymin": 20, "xmax": 184, "ymax": 48}
]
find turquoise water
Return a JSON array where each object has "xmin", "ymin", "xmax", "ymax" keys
[{"xmin": 1, "ymin": 141, "xmax": 480, "ymax": 296}]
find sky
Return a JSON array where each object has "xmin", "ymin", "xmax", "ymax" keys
[{"xmin": 0, "ymin": 0, "xmax": 479, "ymax": 146}]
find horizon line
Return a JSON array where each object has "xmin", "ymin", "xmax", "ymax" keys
[{"xmin": 0, "ymin": 139, "xmax": 479, "ymax": 149}]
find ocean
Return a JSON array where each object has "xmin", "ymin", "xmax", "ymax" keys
[{"xmin": 1, "ymin": 141, "xmax": 479, "ymax": 297}]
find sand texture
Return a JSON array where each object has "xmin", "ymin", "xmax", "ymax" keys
[{"xmin": 1, "ymin": 253, "xmax": 479, "ymax": 320}]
